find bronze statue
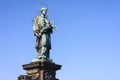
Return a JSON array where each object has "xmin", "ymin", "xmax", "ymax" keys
[{"xmin": 33, "ymin": 8, "xmax": 56, "ymax": 61}]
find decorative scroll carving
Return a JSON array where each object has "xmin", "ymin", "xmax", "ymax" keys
[
  {"xmin": 18, "ymin": 75, "xmax": 31, "ymax": 80},
  {"xmin": 45, "ymin": 71, "xmax": 55, "ymax": 80},
  {"xmin": 27, "ymin": 69, "xmax": 40, "ymax": 80}
]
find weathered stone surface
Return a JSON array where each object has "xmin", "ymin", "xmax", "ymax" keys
[{"xmin": 18, "ymin": 61, "xmax": 61, "ymax": 80}]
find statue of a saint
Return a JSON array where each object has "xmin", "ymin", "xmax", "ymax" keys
[{"xmin": 33, "ymin": 8, "xmax": 56, "ymax": 61}]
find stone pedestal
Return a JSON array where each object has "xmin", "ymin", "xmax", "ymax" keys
[{"xmin": 18, "ymin": 61, "xmax": 62, "ymax": 80}]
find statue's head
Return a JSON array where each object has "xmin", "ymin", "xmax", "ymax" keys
[{"xmin": 41, "ymin": 8, "xmax": 47, "ymax": 16}]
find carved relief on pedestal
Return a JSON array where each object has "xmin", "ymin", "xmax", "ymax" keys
[
  {"xmin": 26, "ymin": 69, "xmax": 40, "ymax": 80},
  {"xmin": 18, "ymin": 75, "xmax": 31, "ymax": 80},
  {"xmin": 45, "ymin": 71, "xmax": 55, "ymax": 80}
]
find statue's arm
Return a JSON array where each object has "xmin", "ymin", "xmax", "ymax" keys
[
  {"xmin": 49, "ymin": 22, "xmax": 57, "ymax": 30},
  {"xmin": 33, "ymin": 16, "xmax": 41, "ymax": 37},
  {"xmin": 34, "ymin": 31, "xmax": 41, "ymax": 37}
]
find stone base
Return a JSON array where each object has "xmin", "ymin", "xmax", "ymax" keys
[
  {"xmin": 18, "ymin": 61, "xmax": 62, "ymax": 80},
  {"xmin": 32, "ymin": 58, "xmax": 53, "ymax": 62}
]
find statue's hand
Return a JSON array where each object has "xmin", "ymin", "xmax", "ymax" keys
[
  {"xmin": 34, "ymin": 32, "xmax": 41, "ymax": 37},
  {"xmin": 52, "ymin": 27, "xmax": 57, "ymax": 30},
  {"xmin": 37, "ymin": 33, "xmax": 41, "ymax": 37}
]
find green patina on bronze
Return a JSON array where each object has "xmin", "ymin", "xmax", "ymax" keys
[{"xmin": 33, "ymin": 8, "xmax": 57, "ymax": 62}]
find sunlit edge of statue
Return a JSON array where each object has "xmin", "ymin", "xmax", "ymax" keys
[{"xmin": 32, "ymin": 8, "xmax": 57, "ymax": 62}]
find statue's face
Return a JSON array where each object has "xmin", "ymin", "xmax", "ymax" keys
[{"xmin": 42, "ymin": 10, "xmax": 47, "ymax": 15}]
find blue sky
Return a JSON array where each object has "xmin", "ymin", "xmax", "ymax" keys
[{"xmin": 0, "ymin": 0, "xmax": 120, "ymax": 80}]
